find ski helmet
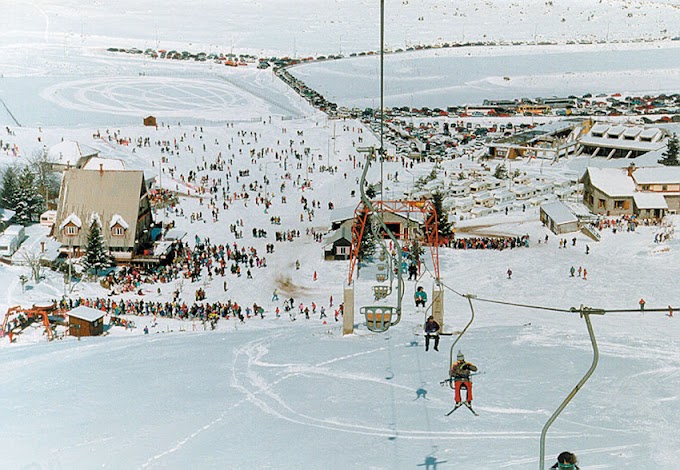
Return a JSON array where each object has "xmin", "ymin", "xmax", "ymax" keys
[{"xmin": 457, "ymin": 351, "xmax": 464, "ymax": 361}]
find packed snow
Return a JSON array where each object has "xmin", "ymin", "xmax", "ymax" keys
[{"xmin": 1, "ymin": 1, "xmax": 680, "ymax": 469}]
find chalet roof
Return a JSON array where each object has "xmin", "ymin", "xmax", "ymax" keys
[
  {"xmin": 633, "ymin": 193, "xmax": 668, "ymax": 209},
  {"xmin": 54, "ymin": 169, "xmax": 146, "ymax": 249},
  {"xmin": 329, "ymin": 205, "xmax": 357, "ymax": 224},
  {"xmin": 68, "ymin": 305, "xmax": 106, "ymax": 322},
  {"xmin": 59, "ymin": 213, "xmax": 82, "ymax": 230},
  {"xmin": 632, "ymin": 167, "xmax": 680, "ymax": 185},
  {"xmin": 81, "ymin": 156, "xmax": 127, "ymax": 171},
  {"xmin": 109, "ymin": 214, "xmax": 129, "ymax": 230},
  {"xmin": 540, "ymin": 201, "xmax": 578, "ymax": 225},
  {"xmin": 583, "ymin": 168, "xmax": 635, "ymax": 197},
  {"xmin": 48, "ymin": 141, "xmax": 98, "ymax": 166},
  {"xmin": 323, "ymin": 226, "xmax": 352, "ymax": 246}
]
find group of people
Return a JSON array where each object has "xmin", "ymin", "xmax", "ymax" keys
[{"xmin": 447, "ymin": 235, "xmax": 530, "ymax": 250}]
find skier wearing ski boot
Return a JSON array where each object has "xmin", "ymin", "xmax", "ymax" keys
[
  {"xmin": 550, "ymin": 451, "xmax": 579, "ymax": 469},
  {"xmin": 450, "ymin": 351, "xmax": 478, "ymax": 405},
  {"xmin": 424, "ymin": 316, "xmax": 440, "ymax": 352}
]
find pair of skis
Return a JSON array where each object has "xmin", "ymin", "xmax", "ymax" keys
[{"xmin": 445, "ymin": 401, "xmax": 478, "ymax": 416}]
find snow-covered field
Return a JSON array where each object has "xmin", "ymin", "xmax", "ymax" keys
[
  {"xmin": 2, "ymin": 1, "xmax": 680, "ymax": 469},
  {"xmin": 290, "ymin": 42, "xmax": 680, "ymax": 108}
]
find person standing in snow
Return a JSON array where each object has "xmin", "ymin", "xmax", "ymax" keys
[
  {"xmin": 449, "ymin": 351, "xmax": 478, "ymax": 405},
  {"xmin": 424, "ymin": 316, "xmax": 440, "ymax": 352},
  {"xmin": 639, "ymin": 298, "xmax": 646, "ymax": 311},
  {"xmin": 507, "ymin": 268, "xmax": 512, "ymax": 279}
]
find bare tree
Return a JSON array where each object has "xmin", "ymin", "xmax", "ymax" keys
[
  {"xmin": 26, "ymin": 147, "xmax": 61, "ymax": 208},
  {"xmin": 19, "ymin": 249, "xmax": 44, "ymax": 283}
]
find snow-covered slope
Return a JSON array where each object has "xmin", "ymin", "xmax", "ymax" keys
[{"xmin": 2, "ymin": 1, "xmax": 680, "ymax": 469}]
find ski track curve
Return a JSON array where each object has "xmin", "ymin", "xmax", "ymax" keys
[{"xmin": 228, "ymin": 332, "xmax": 583, "ymax": 441}]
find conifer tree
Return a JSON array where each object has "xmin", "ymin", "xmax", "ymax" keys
[
  {"xmin": 83, "ymin": 217, "xmax": 110, "ymax": 277},
  {"xmin": 14, "ymin": 166, "xmax": 44, "ymax": 225},
  {"xmin": 1, "ymin": 166, "xmax": 19, "ymax": 208},
  {"xmin": 430, "ymin": 191, "xmax": 452, "ymax": 239},
  {"xmin": 494, "ymin": 162, "xmax": 508, "ymax": 179},
  {"xmin": 658, "ymin": 133, "xmax": 679, "ymax": 166},
  {"xmin": 356, "ymin": 206, "xmax": 377, "ymax": 262}
]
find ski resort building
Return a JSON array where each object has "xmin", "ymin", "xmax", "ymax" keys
[
  {"xmin": 578, "ymin": 124, "xmax": 666, "ymax": 159},
  {"xmin": 67, "ymin": 306, "xmax": 105, "ymax": 337},
  {"xmin": 581, "ymin": 165, "xmax": 680, "ymax": 217},
  {"xmin": 53, "ymin": 168, "xmax": 154, "ymax": 262}
]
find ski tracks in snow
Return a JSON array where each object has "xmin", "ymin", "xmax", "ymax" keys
[{"xmin": 227, "ymin": 333, "xmax": 580, "ymax": 441}]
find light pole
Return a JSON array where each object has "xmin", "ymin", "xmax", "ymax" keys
[{"xmin": 404, "ymin": 168, "xmax": 416, "ymax": 198}]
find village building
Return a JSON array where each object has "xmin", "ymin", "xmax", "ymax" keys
[
  {"xmin": 581, "ymin": 165, "xmax": 680, "ymax": 217},
  {"xmin": 143, "ymin": 115, "xmax": 157, "ymax": 127},
  {"xmin": 578, "ymin": 124, "xmax": 666, "ymax": 159},
  {"xmin": 330, "ymin": 204, "xmax": 425, "ymax": 243},
  {"xmin": 540, "ymin": 201, "xmax": 580, "ymax": 234},
  {"xmin": 53, "ymin": 168, "xmax": 154, "ymax": 262},
  {"xmin": 487, "ymin": 119, "xmax": 586, "ymax": 160},
  {"xmin": 323, "ymin": 226, "xmax": 352, "ymax": 260},
  {"xmin": 67, "ymin": 305, "xmax": 106, "ymax": 337}
]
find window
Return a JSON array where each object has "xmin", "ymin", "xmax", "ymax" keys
[
  {"xmin": 614, "ymin": 200, "xmax": 625, "ymax": 209},
  {"xmin": 641, "ymin": 185, "xmax": 650, "ymax": 191},
  {"xmin": 64, "ymin": 225, "xmax": 79, "ymax": 236},
  {"xmin": 598, "ymin": 199, "xmax": 606, "ymax": 209},
  {"xmin": 662, "ymin": 185, "xmax": 668, "ymax": 191},
  {"xmin": 337, "ymin": 246, "xmax": 350, "ymax": 255},
  {"xmin": 112, "ymin": 225, "xmax": 125, "ymax": 237}
]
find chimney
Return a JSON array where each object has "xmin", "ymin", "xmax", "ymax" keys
[
  {"xmin": 99, "ymin": 163, "xmax": 103, "ymax": 176},
  {"xmin": 626, "ymin": 162, "xmax": 636, "ymax": 177}
]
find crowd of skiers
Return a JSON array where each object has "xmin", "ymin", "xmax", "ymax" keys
[{"xmin": 447, "ymin": 234, "xmax": 530, "ymax": 250}]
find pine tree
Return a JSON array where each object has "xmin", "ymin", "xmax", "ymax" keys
[
  {"xmin": 83, "ymin": 217, "xmax": 110, "ymax": 277},
  {"xmin": 658, "ymin": 133, "xmax": 680, "ymax": 166},
  {"xmin": 1, "ymin": 166, "xmax": 19, "ymax": 208},
  {"xmin": 14, "ymin": 166, "xmax": 44, "ymax": 225},
  {"xmin": 356, "ymin": 206, "xmax": 377, "ymax": 262},
  {"xmin": 430, "ymin": 191, "xmax": 452, "ymax": 239},
  {"xmin": 494, "ymin": 162, "xmax": 508, "ymax": 179},
  {"xmin": 407, "ymin": 239, "xmax": 424, "ymax": 265}
]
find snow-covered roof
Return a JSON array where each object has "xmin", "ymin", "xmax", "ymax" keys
[
  {"xmin": 540, "ymin": 201, "xmax": 578, "ymax": 225},
  {"xmin": 640, "ymin": 128, "xmax": 662, "ymax": 140},
  {"xmin": 511, "ymin": 185, "xmax": 534, "ymax": 195},
  {"xmin": 632, "ymin": 167, "xmax": 680, "ymax": 185},
  {"xmin": 590, "ymin": 124, "xmax": 609, "ymax": 135},
  {"xmin": 82, "ymin": 157, "xmax": 127, "ymax": 171},
  {"xmin": 48, "ymin": 141, "xmax": 83, "ymax": 165},
  {"xmin": 584, "ymin": 168, "xmax": 635, "ymax": 197},
  {"xmin": 623, "ymin": 128, "xmax": 642, "ymax": 138},
  {"xmin": 0, "ymin": 208, "xmax": 15, "ymax": 222},
  {"xmin": 323, "ymin": 226, "xmax": 351, "ymax": 246},
  {"xmin": 152, "ymin": 241, "xmax": 174, "ymax": 256},
  {"xmin": 109, "ymin": 214, "xmax": 129, "ymax": 230},
  {"xmin": 579, "ymin": 136, "xmax": 665, "ymax": 152},
  {"xmin": 329, "ymin": 205, "xmax": 357, "ymax": 224},
  {"xmin": 163, "ymin": 229, "xmax": 187, "ymax": 241},
  {"xmin": 68, "ymin": 305, "xmax": 106, "ymax": 322},
  {"xmin": 59, "ymin": 213, "xmax": 82, "ymax": 230},
  {"xmin": 633, "ymin": 193, "xmax": 668, "ymax": 209},
  {"xmin": 606, "ymin": 125, "xmax": 626, "ymax": 137}
]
